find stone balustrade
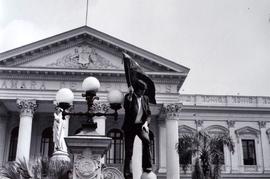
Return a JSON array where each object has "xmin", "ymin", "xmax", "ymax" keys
[{"xmin": 179, "ymin": 94, "xmax": 270, "ymax": 108}]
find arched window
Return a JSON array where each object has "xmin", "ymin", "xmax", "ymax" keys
[
  {"xmin": 106, "ymin": 129, "xmax": 124, "ymax": 164},
  {"xmin": 8, "ymin": 127, "xmax": 19, "ymax": 161},
  {"xmin": 40, "ymin": 127, "xmax": 54, "ymax": 158},
  {"xmin": 178, "ymin": 125, "xmax": 196, "ymax": 165},
  {"xmin": 205, "ymin": 125, "xmax": 230, "ymax": 165},
  {"xmin": 149, "ymin": 131, "xmax": 155, "ymax": 164}
]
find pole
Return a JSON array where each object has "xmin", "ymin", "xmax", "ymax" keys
[{"xmin": 85, "ymin": 0, "xmax": 89, "ymax": 26}]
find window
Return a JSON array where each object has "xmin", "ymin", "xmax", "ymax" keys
[
  {"xmin": 211, "ymin": 139, "xmax": 225, "ymax": 165},
  {"xmin": 205, "ymin": 125, "xmax": 228, "ymax": 165},
  {"xmin": 242, "ymin": 139, "xmax": 256, "ymax": 165},
  {"xmin": 8, "ymin": 127, "xmax": 19, "ymax": 161},
  {"xmin": 106, "ymin": 129, "xmax": 124, "ymax": 164},
  {"xmin": 149, "ymin": 131, "xmax": 155, "ymax": 164},
  {"xmin": 40, "ymin": 127, "xmax": 54, "ymax": 158},
  {"xmin": 178, "ymin": 137, "xmax": 192, "ymax": 165}
]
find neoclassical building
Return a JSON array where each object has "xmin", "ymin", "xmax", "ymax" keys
[{"xmin": 0, "ymin": 26, "xmax": 269, "ymax": 179}]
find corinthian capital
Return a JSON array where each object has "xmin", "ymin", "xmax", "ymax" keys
[
  {"xmin": 17, "ymin": 99, "xmax": 38, "ymax": 117},
  {"xmin": 90, "ymin": 102, "xmax": 109, "ymax": 114},
  {"xmin": 163, "ymin": 103, "xmax": 183, "ymax": 120}
]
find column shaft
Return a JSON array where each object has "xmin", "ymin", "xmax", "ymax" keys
[
  {"xmin": 16, "ymin": 115, "xmax": 33, "ymax": 161},
  {"xmin": 166, "ymin": 119, "xmax": 180, "ymax": 179},
  {"xmin": 259, "ymin": 122, "xmax": 270, "ymax": 172},
  {"xmin": 164, "ymin": 103, "xmax": 182, "ymax": 179},
  {"xmin": 0, "ymin": 117, "xmax": 7, "ymax": 166},
  {"xmin": 229, "ymin": 127, "xmax": 239, "ymax": 173},
  {"xmin": 16, "ymin": 99, "xmax": 37, "ymax": 161}
]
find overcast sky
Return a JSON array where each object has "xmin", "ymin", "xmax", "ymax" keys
[{"xmin": 0, "ymin": 0, "xmax": 270, "ymax": 96}]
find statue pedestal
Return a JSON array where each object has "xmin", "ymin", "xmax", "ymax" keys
[
  {"xmin": 141, "ymin": 172, "xmax": 157, "ymax": 179},
  {"xmin": 65, "ymin": 135, "xmax": 111, "ymax": 179},
  {"xmin": 49, "ymin": 151, "xmax": 71, "ymax": 178}
]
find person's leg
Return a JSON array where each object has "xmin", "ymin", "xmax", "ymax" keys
[
  {"xmin": 124, "ymin": 130, "xmax": 136, "ymax": 177},
  {"xmin": 137, "ymin": 127, "xmax": 152, "ymax": 172}
]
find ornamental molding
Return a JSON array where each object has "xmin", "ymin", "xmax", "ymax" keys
[
  {"xmin": 46, "ymin": 45, "xmax": 120, "ymax": 70},
  {"xmin": 235, "ymin": 126, "xmax": 261, "ymax": 143},
  {"xmin": 227, "ymin": 120, "xmax": 236, "ymax": 128},
  {"xmin": 10, "ymin": 40, "xmax": 83, "ymax": 67},
  {"xmin": 90, "ymin": 102, "xmax": 110, "ymax": 114},
  {"xmin": 74, "ymin": 149, "xmax": 101, "ymax": 179},
  {"xmin": 204, "ymin": 125, "xmax": 229, "ymax": 135},
  {"xmin": 16, "ymin": 99, "xmax": 38, "ymax": 117},
  {"xmin": 163, "ymin": 103, "xmax": 182, "ymax": 113},
  {"xmin": 179, "ymin": 94, "xmax": 270, "ymax": 108},
  {"xmin": 162, "ymin": 103, "xmax": 183, "ymax": 120},
  {"xmin": 102, "ymin": 167, "xmax": 124, "ymax": 179},
  {"xmin": 178, "ymin": 125, "xmax": 196, "ymax": 135},
  {"xmin": 258, "ymin": 121, "xmax": 267, "ymax": 128}
]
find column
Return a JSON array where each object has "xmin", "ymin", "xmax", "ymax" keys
[
  {"xmin": 0, "ymin": 115, "xmax": 8, "ymax": 166},
  {"xmin": 92, "ymin": 102, "xmax": 109, "ymax": 135},
  {"xmin": 16, "ymin": 99, "xmax": 37, "ymax": 161},
  {"xmin": 267, "ymin": 128, "xmax": 270, "ymax": 172},
  {"xmin": 259, "ymin": 121, "xmax": 270, "ymax": 173},
  {"xmin": 227, "ymin": 120, "xmax": 239, "ymax": 173},
  {"xmin": 158, "ymin": 123, "xmax": 167, "ymax": 173},
  {"xmin": 164, "ymin": 103, "xmax": 182, "ymax": 179}
]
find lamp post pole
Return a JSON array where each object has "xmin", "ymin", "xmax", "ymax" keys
[{"xmin": 53, "ymin": 76, "xmax": 124, "ymax": 179}]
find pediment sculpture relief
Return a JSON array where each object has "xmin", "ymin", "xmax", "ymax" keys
[{"xmin": 47, "ymin": 45, "xmax": 120, "ymax": 69}]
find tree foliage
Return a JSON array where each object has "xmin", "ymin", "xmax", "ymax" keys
[
  {"xmin": 1, "ymin": 157, "xmax": 72, "ymax": 179},
  {"xmin": 177, "ymin": 130, "xmax": 234, "ymax": 179}
]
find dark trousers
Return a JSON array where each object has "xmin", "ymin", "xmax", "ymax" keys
[{"xmin": 123, "ymin": 124, "xmax": 152, "ymax": 174}]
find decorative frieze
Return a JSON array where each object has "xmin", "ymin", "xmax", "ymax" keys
[
  {"xmin": 0, "ymin": 79, "xmax": 178, "ymax": 94},
  {"xmin": 179, "ymin": 94, "xmax": 270, "ymax": 107},
  {"xmin": 16, "ymin": 99, "xmax": 38, "ymax": 117},
  {"xmin": 47, "ymin": 45, "xmax": 120, "ymax": 70}
]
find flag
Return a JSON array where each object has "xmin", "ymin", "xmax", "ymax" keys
[{"xmin": 122, "ymin": 52, "xmax": 156, "ymax": 104}]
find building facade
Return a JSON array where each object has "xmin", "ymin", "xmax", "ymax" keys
[{"xmin": 0, "ymin": 26, "xmax": 269, "ymax": 179}]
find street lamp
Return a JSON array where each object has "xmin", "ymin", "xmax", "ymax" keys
[{"xmin": 55, "ymin": 76, "xmax": 124, "ymax": 134}]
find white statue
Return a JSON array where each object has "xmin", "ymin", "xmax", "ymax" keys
[{"xmin": 53, "ymin": 109, "xmax": 68, "ymax": 153}]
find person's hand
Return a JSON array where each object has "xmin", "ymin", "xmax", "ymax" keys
[
  {"xmin": 128, "ymin": 86, "xmax": 134, "ymax": 94},
  {"xmin": 142, "ymin": 121, "xmax": 149, "ymax": 133},
  {"xmin": 127, "ymin": 86, "xmax": 134, "ymax": 101}
]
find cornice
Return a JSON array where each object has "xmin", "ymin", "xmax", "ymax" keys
[
  {"xmin": 0, "ymin": 67, "xmax": 187, "ymax": 83},
  {"xmin": 182, "ymin": 105, "xmax": 270, "ymax": 113}
]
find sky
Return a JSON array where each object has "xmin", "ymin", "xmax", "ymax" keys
[{"xmin": 0, "ymin": 0, "xmax": 270, "ymax": 96}]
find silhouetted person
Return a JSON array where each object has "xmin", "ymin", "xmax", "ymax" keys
[{"xmin": 122, "ymin": 80, "xmax": 152, "ymax": 178}]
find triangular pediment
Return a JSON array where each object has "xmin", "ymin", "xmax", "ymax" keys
[
  {"xmin": 0, "ymin": 26, "xmax": 189, "ymax": 74},
  {"xmin": 19, "ymin": 44, "xmax": 124, "ymax": 70}
]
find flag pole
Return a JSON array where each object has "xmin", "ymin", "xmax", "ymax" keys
[{"xmin": 85, "ymin": 0, "xmax": 89, "ymax": 26}]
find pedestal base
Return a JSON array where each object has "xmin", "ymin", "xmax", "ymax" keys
[
  {"xmin": 65, "ymin": 135, "xmax": 112, "ymax": 179},
  {"xmin": 141, "ymin": 172, "xmax": 157, "ymax": 179},
  {"xmin": 49, "ymin": 151, "xmax": 71, "ymax": 178}
]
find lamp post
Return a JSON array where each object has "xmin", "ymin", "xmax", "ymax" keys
[
  {"xmin": 54, "ymin": 76, "xmax": 124, "ymax": 179},
  {"xmin": 55, "ymin": 76, "xmax": 123, "ymax": 135}
]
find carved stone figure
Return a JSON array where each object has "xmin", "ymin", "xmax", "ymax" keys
[{"xmin": 53, "ymin": 109, "xmax": 67, "ymax": 153}]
